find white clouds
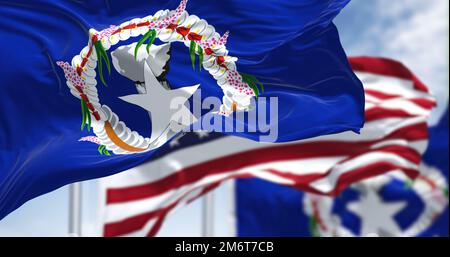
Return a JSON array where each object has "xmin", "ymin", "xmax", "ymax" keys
[{"xmin": 337, "ymin": 0, "xmax": 449, "ymax": 125}]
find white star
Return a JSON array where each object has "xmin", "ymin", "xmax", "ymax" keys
[
  {"xmin": 169, "ymin": 139, "xmax": 180, "ymax": 148},
  {"xmin": 169, "ymin": 132, "xmax": 186, "ymax": 148},
  {"xmin": 119, "ymin": 59, "xmax": 199, "ymax": 146},
  {"xmin": 195, "ymin": 131, "xmax": 210, "ymax": 139},
  {"xmin": 347, "ymin": 189, "xmax": 407, "ymax": 236}
]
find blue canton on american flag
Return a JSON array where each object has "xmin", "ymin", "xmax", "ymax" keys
[{"xmin": 98, "ymin": 57, "xmax": 436, "ymax": 237}]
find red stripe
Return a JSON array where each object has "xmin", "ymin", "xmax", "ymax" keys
[
  {"xmin": 330, "ymin": 162, "xmax": 419, "ymax": 195},
  {"xmin": 262, "ymin": 144, "xmax": 421, "ymax": 192},
  {"xmin": 264, "ymin": 162, "xmax": 418, "ymax": 197},
  {"xmin": 365, "ymin": 108, "xmax": 419, "ymax": 122},
  {"xmin": 104, "ymin": 182, "xmax": 221, "ymax": 237},
  {"xmin": 365, "ymin": 89, "xmax": 401, "ymax": 100},
  {"xmin": 349, "ymin": 57, "xmax": 429, "ymax": 93},
  {"xmin": 106, "ymin": 123, "xmax": 427, "ymax": 204},
  {"xmin": 365, "ymin": 91, "xmax": 436, "ymax": 110},
  {"xmin": 418, "ymin": 175, "xmax": 438, "ymax": 190},
  {"xmin": 104, "ymin": 145, "xmax": 419, "ymax": 236},
  {"xmin": 145, "ymin": 214, "xmax": 166, "ymax": 237},
  {"xmin": 145, "ymin": 182, "xmax": 221, "ymax": 237},
  {"xmin": 104, "ymin": 200, "xmax": 175, "ymax": 237},
  {"xmin": 410, "ymin": 98, "xmax": 437, "ymax": 109},
  {"xmin": 106, "ymin": 143, "xmax": 358, "ymax": 203},
  {"xmin": 339, "ymin": 144, "xmax": 422, "ymax": 166},
  {"xmin": 386, "ymin": 122, "xmax": 428, "ymax": 140}
]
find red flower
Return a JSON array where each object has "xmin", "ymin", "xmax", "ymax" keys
[
  {"xmin": 176, "ymin": 26, "xmax": 190, "ymax": 37},
  {"xmin": 122, "ymin": 23, "xmax": 137, "ymax": 30},
  {"xmin": 75, "ymin": 85, "xmax": 83, "ymax": 93},
  {"xmin": 92, "ymin": 111, "xmax": 100, "ymax": 121},
  {"xmin": 137, "ymin": 21, "xmax": 150, "ymax": 27},
  {"xmin": 187, "ymin": 33, "xmax": 202, "ymax": 41},
  {"xmin": 216, "ymin": 56, "xmax": 225, "ymax": 65},
  {"xmin": 112, "ymin": 28, "xmax": 122, "ymax": 35},
  {"xmin": 76, "ymin": 66, "xmax": 83, "ymax": 76},
  {"xmin": 215, "ymin": 56, "xmax": 229, "ymax": 70},
  {"xmin": 204, "ymin": 48, "xmax": 214, "ymax": 55},
  {"xmin": 91, "ymin": 34, "xmax": 99, "ymax": 43},
  {"xmin": 80, "ymin": 94, "xmax": 89, "ymax": 102},
  {"xmin": 166, "ymin": 23, "xmax": 178, "ymax": 30},
  {"xmin": 87, "ymin": 103, "xmax": 95, "ymax": 111}
]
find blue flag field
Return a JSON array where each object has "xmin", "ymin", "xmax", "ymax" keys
[{"xmin": 0, "ymin": 0, "xmax": 364, "ymax": 219}]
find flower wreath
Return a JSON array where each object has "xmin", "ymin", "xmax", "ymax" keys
[
  {"xmin": 303, "ymin": 166, "xmax": 449, "ymax": 237},
  {"xmin": 57, "ymin": 0, "xmax": 264, "ymax": 155}
]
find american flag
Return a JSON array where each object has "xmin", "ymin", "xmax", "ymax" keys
[{"xmin": 98, "ymin": 57, "xmax": 436, "ymax": 237}]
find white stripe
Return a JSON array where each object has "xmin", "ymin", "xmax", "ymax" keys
[
  {"xmin": 371, "ymin": 139, "xmax": 428, "ymax": 154},
  {"xmin": 119, "ymin": 187, "xmax": 206, "ymax": 237},
  {"xmin": 101, "ymin": 136, "xmax": 288, "ymax": 188},
  {"xmin": 100, "ymin": 149, "xmax": 429, "ymax": 230},
  {"xmin": 103, "ymin": 145, "xmax": 424, "ymax": 231},
  {"xmin": 366, "ymin": 98, "xmax": 432, "ymax": 116},
  {"xmin": 102, "ymin": 117, "xmax": 426, "ymax": 189},
  {"xmin": 355, "ymin": 71, "xmax": 432, "ymax": 99},
  {"xmin": 364, "ymin": 94, "xmax": 383, "ymax": 104},
  {"xmin": 365, "ymin": 91, "xmax": 435, "ymax": 105},
  {"xmin": 102, "ymin": 141, "xmax": 426, "ymax": 223},
  {"xmin": 365, "ymin": 102, "xmax": 376, "ymax": 110},
  {"xmin": 103, "ymin": 166, "xmax": 295, "ymax": 223},
  {"xmin": 104, "ymin": 186, "xmax": 190, "ymax": 223},
  {"xmin": 235, "ymin": 157, "xmax": 346, "ymax": 176},
  {"xmin": 364, "ymin": 91, "xmax": 435, "ymax": 115},
  {"xmin": 120, "ymin": 219, "xmax": 158, "ymax": 237},
  {"xmin": 306, "ymin": 116, "xmax": 426, "ymax": 143},
  {"xmin": 100, "ymin": 118, "xmax": 428, "ymax": 224},
  {"xmin": 310, "ymin": 152, "xmax": 420, "ymax": 193}
]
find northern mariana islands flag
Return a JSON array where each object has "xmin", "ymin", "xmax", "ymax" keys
[
  {"xmin": 0, "ymin": 0, "xmax": 364, "ymax": 218},
  {"xmin": 235, "ymin": 107, "xmax": 449, "ymax": 237}
]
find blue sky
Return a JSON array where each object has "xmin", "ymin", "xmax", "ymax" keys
[{"xmin": 0, "ymin": 0, "xmax": 448, "ymax": 236}]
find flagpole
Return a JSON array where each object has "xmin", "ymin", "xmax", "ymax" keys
[
  {"xmin": 68, "ymin": 182, "xmax": 82, "ymax": 237},
  {"xmin": 202, "ymin": 191, "xmax": 214, "ymax": 237}
]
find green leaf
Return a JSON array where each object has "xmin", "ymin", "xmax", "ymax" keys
[
  {"xmin": 98, "ymin": 145, "xmax": 106, "ymax": 155},
  {"xmin": 189, "ymin": 41, "xmax": 196, "ymax": 70},
  {"xmin": 80, "ymin": 100, "xmax": 91, "ymax": 131},
  {"xmin": 308, "ymin": 217, "xmax": 319, "ymax": 237},
  {"xmin": 256, "ymin": 80, "xmax": 264, "ymax": 92},
  {"xmin": 86, "ymin": 106, "xmax": 92, "ymax": 132},
  {"xmin": 239, "ymin": 73, "xmax": 264, "ymax": 98},
  {"xmin": 197, "ymin": 45, "xmax": 203, "ymax": 71},
  {"xmin": 240, "ymin": 74, "xmax": 259, "ymax": 97},
  {"xmin": 135, "ymin": 30, "xmax": 153, "ymax": 60},
  {"xmin": 80, "ymin": 99, "xmax": 87, "ymax": 131},
  {"xmin": 99, "ymin": 42, "xmax": 111, "ymax": 75},
  {"xmin": 94, "ymin": 43, "xmax": 107, "ymax": 86},
  {"xmin": 250, "ymin": 83, "xmax": 260, "ymax": 98},
  {"xmin": 94, "ymin": 41, "xmax": 111, "ymax": 86},
  {"xmin": 404, "ymin": 180, "xmax": 414, "ymax": 189},
  {"xmin": 104, "ymin": 149, "xmax": 111, "ymax": 156},
  {"xmin": 146, "ymin": 29, "xmax": 157, "ymax": 54}
]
